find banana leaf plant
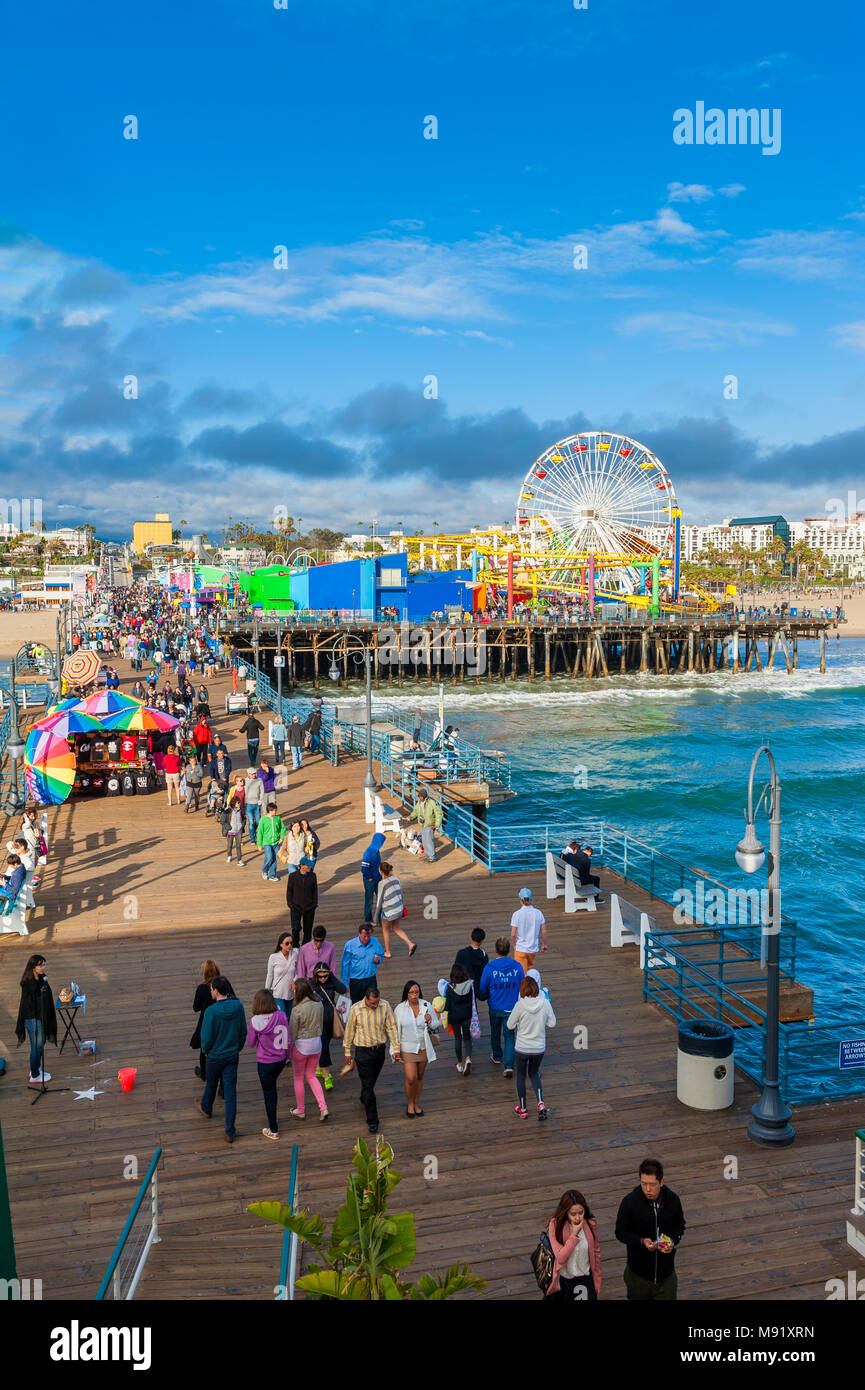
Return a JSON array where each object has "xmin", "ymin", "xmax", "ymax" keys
[{"xmin": 249, "ymin": 1135, "xmax": 486, "ymax": 1301}]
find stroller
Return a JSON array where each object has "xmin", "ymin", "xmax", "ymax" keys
[{"xmin": 205, "ymin": 781, "xmax": 226, "ymax": 819}]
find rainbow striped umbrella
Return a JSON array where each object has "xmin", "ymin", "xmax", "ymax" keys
[
  {"xmin": 32, "ymin": 707, "xmax": 103, "ymax": 739},
  {"xmin": 62, "ymin": 650, "xmax": 101, "ymax": 686},
  {"xmin": 24, "ymin": 728, "xmax": 76, "ymax": 806},
  {"xmin": 77, "ymin": 690, "xmax": 143, "ymax": 719},
  {"xmin": 100, "ymin": 704, "xmax": 179, "ymax": 732}
]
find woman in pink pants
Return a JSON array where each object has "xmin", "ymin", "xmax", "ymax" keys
[{"xmin": 288, "ymin": 979, "xmax": 329, "ymax": 1121}]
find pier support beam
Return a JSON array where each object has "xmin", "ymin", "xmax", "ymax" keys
[
  {"xmin": 819, "ymin": 627, "xmax": 826, "ymax": 673},
  {"xmin": 640, "ymin": 630, "xmax": 649, "ymax": 672},
  {"xmin": 527, "ymin": 629, "xmax": 534, "ymax": 681},
  {"xmin": 687, "ymin": 629, "xmax": 694, "ymax": 672},
  {"xmin": 544, "ymin": 630, "xmax": 551, "ymax": 680}
]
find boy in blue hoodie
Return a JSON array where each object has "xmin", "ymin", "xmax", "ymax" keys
[
  {"xmin": 361, "ymin": 832, "xmax": 385, "ymax": 923},
  {"xmin": 479, "ymin": 937, "xmax": 524, "ymax": 1076},
  {"xmin": 199, "ymin": 976, "xmax": 247, "ymax": 1142}
]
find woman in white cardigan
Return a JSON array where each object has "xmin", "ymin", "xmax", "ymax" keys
[
  {"xmin": 265, "ymin": 931, "xmax": 299, "ymax": 1019},
  {"xmin": 393, "ymin": 980, "xmax": 438, "ymax": 1117}
]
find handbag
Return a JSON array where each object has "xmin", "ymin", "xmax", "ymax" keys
[
  {"xmin": 469, "ymin": 985, "xmax": 481, "ymax": 1041},
  {"xmin": 330, "ymin": 999, "xmax": 345, "ymax": 1039},
  {"xmin": 530, "ymin": 1230, "xmax": 555, "ymax": 1294},
  {"xmin": 334, "ymin": 993, "xmax": 351, "ymax": 1026}
]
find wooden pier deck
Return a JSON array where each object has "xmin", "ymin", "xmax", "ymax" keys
[{"xmin": 0, "ymin": 663, "xmax": 861, "ymax": 1302}]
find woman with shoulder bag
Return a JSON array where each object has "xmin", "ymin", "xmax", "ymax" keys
[
  {"xmin": 545, "ymin": 1189, "xmax": 602, "ymax": 1301},
  {"xmin": 310, "ymin": 962, "xmax": 349, "ymax": 1093},
  {"xmin": 393, "ymin": 979, "xmax": 438, "ymax": 1117},
  {"xmin": 265, "ymin": 932, "xmax": 298, "ymax": 1019}
]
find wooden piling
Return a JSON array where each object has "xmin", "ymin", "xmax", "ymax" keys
[
  {"xmin": 544, "ymin": 629, "xmax": 551, "ymax": 680},
  {"xmin": 527, "ymin": 628, "xmax": 534, "ymax": 681}
]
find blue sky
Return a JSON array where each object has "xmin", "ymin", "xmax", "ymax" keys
[{"xmin": 1, "ymin": 0, "xmax": 864, "ymax": 540}]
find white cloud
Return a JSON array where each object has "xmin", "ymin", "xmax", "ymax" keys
[
  {"xmin": 666, "ymin": 182, "xmax": 714, "ymax": 203},
  {"xmin": 62, "ymin": 309, "xmax": 107, "ymax": 327},
  {"xmin": 831, "ymin": 321, "xmax": 865, "ymax": 350},
  {"xmin": 734, "ymin": 230, "xmax": 852, "ymax": 282},
  {"xmin": 719, "ymin": 184, "xmax": 746, "ymax": 198},
  {"xmin": 619, "ymin": 310, "xmax": 794, "ymax": 347}
]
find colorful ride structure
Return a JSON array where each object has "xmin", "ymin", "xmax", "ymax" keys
[{"xmin": 402, "ymin": 431, "xmax": 718, "ymax": 616}]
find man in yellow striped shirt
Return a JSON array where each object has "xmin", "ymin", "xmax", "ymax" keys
[{"xmin": 344, "ymin": 986, "xmax": 401, "ymax": 1133}]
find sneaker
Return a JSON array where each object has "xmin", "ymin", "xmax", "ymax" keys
[
  {"xmin": 323, "ymin": 1074, "xmax": 333, "ymax": 1091},
  {"xmin": 538, "ymin": 1103, "xmax": 548, "ymax": 1121},
  {"xmin": 490, "ymin": 1054, "xmax": 501, "ymax": 1065},
  {"xmin": 514, "ymin": 1104, "xmax": 528, "ymax": 1119},
  {"xmin": 237, "ymin": 861, "xmax": 245, "ymax": 867},
  {"xmin": 456, "ymin": 1062, "xmax": 464, "ymax": 1074},
  {"xmin": 290, "ymin": 1107, "xmax": 305, "ymax": 1120},
  {"xmin": 463, "ymin": 1057, "xmax": 472, "ymax": 1075},
  {"xmin": 503, "ymin": 1067, "xmax": 514, "ymax": 1078},
  {"xmin": 28, "ymin": 1072, "xmax": 51, "ymax": 1085},
  {"xmin": 261, "ymin": 872, "xmax": 267, "ymax": 881},
  {"xmin": 226, "ymin": 856, "xmax": 232, "ymax": 864},
  {"xmin": 315, "ymin": 1067, "xmax": 324, "ymax": 1078},
  {"xmin": 319, "ymin": 1109, "xmax": 329, "ymax": 1122},
  {"xmin": 262, "ymin": 1128, "xmax": 279, "ymax": 1140}
]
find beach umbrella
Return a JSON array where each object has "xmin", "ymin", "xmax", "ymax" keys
[
  {"xmin": 100, "ymin": 704, "xmax": 179, "ymax": 732},
  {"xmin": 77, "ymin": 690, "xmax": 143, "ymax": 719},
  {"xmin": 61, "ymin": 650, "xmax": 101, "ymax": 687},
  {"xmin": 32, "ymin": 707, "xmax": 103, "ymax": 739},
  {"xmin": 23, "ymin": 728, "xmax": 76, "ymax": 806}
]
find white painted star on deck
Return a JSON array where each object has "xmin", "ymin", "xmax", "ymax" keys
[{"xmin": 73, "ymin": 1086, "xmax": 105, "ymax": 1101}]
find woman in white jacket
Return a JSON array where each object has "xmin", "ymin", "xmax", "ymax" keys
[
  {"xmin": 507, "ymin": 975, "xmax": 556, "ymax": 1121},
  {"xmin": 393, "ymin": 980, "xmax": 438, "ymax": 1117},
  {"xmin": 265, "ymin": 931, "xmax": 299, "ymax": 1019}
]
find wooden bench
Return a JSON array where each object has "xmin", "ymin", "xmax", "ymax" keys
[{"xmin": 545, "ymin": 851, "xmax": 598, "ymax": 913}]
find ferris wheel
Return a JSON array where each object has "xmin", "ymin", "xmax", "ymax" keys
[{"xmin": 515, "ymin": 431, "xmax": 679, "ymax": 592}]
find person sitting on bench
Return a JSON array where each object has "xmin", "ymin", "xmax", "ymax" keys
[
  {"xmin": 0, "ymin": 855, "xmax": 26, "ymax": 904},
  {"xmin": 561, "ymin": 842, "xmax": 604, "ymax": 902}
]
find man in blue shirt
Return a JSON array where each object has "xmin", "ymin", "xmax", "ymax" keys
[
  {"xmin": 479, "ymin": 937, "xmax": 524, "ymax": 1077},
  {"xmin": 341, "ymin": 924, "xmax": 384, "ymax": 1003},
  {"xmin": 0, "ymin": 856, "xmax": 26, "ymax": 904}
]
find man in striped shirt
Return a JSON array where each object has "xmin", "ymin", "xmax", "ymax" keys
[{"xmin": 344, "ymin": 986, "xmax": 401, "ymax": 1133}]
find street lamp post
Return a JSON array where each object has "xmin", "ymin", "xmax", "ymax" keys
[
  {"xmin": 328, "ymin": 635, "xmax": 376, "ymax": 791},
  {"xmin": 734, "ymin": 746, "xmax": 795, "ymax": 1147},
  {"xmin": 3, "ymin": 662, "xmax": 25, "ymax": 816},
  {"xmin": 275, "ymin": 615, "xmax": 283, "ymax": 716}
]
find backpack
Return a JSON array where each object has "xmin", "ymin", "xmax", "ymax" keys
[{"xmin": 530, "ymin": 1230, "xmax": 555, "ymax": 1294}]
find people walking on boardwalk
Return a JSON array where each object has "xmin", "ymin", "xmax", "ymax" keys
[
  {"xmin": 225, "ymin": 796, "xmax": 245, "ymax": 866},
  {"xmin": 510, "ymin": 887, "xmax": 547, "ymax": 974},
  {"xmin": 265, "ymin": 931, "xmax": 298, "ymax": 1017},
  {"xmin": 309, "ymin": 962, "xmax": 347, "ymax": 1092},
  {"xmin": 191, "ymin": 960, "xmax": 233, "ymax": 1079},
  {"xmin": 343, "ymin": 984, "xmax": 401, "ymax": 1133},
  {"xmin": 394, "ymin": 980, "xmax": 438, "ymax": 1116},
  {"xmin": 296, "ymin": 924, "xmax": 336, "ymax": 980},
  {"xmin": 163, "ymin": 746, "xmax": 182, "ymax": 806},
  {"xmin": 361, "ymin": 832, "xmax": 386, "ymax": 921},
  {"xmin": 479, "ymin": 938, "xmax": 524, "ymax": 1076},
  {"xmin": 444, "ymin": 964, "xmax": 475, "ymax": 1075},
  {"xmin": 507, "ymin": 975, "xmax": 555, "ymax": 1120},
  {"xmin": 304, "ymin": 704, "xmax": 322, "ymax": 754},
  {"xmin": 199, "ymin": 975, "xmax": 246, "ymax": 1144},
  {"xmin": 614, "ymin": 1159, "xmax": 685, "ymax": 1301},
  {"xmin": 239, "ymin": 712, "xmax": 264, "ymax": 766},
  {"xmin": 286, "ymin": 856, "xmax": 318, "ymax": 946},
  {"xmin": 192, "ymin": 714, "xmax": 212, "ymax": 765},
  {"xmin": 299, "ymin": 818, "xmax": 320, "ymax": 866},
  {"xmin": 184, "ymin": 756, "xmax": 204, "ymax": 812},
  {"xmin": 16, "ymin": 954, "xmax": 56, "ymax": 1085},
  {"xmin": 280, "ymin": 819, "xmax": 305, "ymax": 877},
  {"xmin": 454, "ymin": 927, "xmax": 487, "ymax": 996},
  {"xmin": 243, "ymin": 766, "xmax": 264, "ymax": 844},
  {"xmin": 544, "ymin": 1190, "xmax": 602, "ymax": 1301},
  {"xmin": 246, "ymin": 988, "xmax": 291, "ymax": 1140},
  {"xmin": 373, "ymin": 862, "xmax": 417, "ymax": 959},
  {"xmin": 209, "ymin": 741, "xmax": 232, "ymax": 792},
  {"xmin": 287, "ymin": 714, "xmax": 305, "ymax": 769},
  {"xmin": 341, "ymin": 923, "xmax": 384, "ymax": 1002},
  {"xmin": 271, "ymin": 716, "xmax": 287, "ymax": 764},
  {"xmin": 288, "ymin": 978, "xmax": 329, "ymax": 1121},
  {"xmin": 256, "ymin": 803, "xmax": 285, "ymax": 881},
  {"xmin": 408, "ymin": 787, "xmax": 442, "ymax": 861}
]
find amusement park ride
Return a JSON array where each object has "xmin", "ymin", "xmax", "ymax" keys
[{"xmin": 400, "ymin": 431, "xmax": 719, "ymax": 616}]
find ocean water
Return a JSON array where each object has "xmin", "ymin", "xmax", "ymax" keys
[{"xmin": 330, "ymin": 635, "xmax": 865, "ymax": 1039}]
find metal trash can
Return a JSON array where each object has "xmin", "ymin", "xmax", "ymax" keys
[{"xmin": 677, "ymin": 1020, "xmax": 735, "ymax": 1110}]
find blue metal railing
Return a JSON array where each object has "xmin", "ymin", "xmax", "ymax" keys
[
  {"xmin": 95, "ymin": 1146, "xmax": 162, "ymax": 1300},
  {"xmin": 276, "ymin": 1144, "xmax": 300, "ymax": 1301}
]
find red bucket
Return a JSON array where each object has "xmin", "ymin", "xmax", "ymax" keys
[{"xmin": 118, "ymin": 1067, "xmax": 137, "ymax": 1092}]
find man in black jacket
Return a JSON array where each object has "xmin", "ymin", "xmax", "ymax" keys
[
  {"xmin": 239, "ymin": 714, "xmax": 265, "ymax": 767},
  {"xmin": 615, "ymin": 1158, "xmax": 685, "ymax": 1299},
  {"xmin": 304, "ymin": 706, "xmax": 322, "ymax": 754}
]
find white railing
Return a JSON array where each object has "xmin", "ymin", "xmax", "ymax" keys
[
  {"xmin": 95, "ymin": 1147, "xmax": 162, "ymax": 1300},
  {"xmin": 854, "ymin": 1130, "xmax": 865, "ymax": 1216}
]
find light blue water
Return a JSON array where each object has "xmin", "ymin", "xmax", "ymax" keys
[{"xmin": 336, "ymin": 634, "xmax": 865, "ymax": 1096}]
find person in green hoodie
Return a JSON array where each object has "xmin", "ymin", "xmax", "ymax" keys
[
  {"xmin": 256, "ymin": 803, "xmax": 285, "ymax": 882},
  {"xmin": 199, "ymin": 976, "xmax": 247, "ymax": 1143}
]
